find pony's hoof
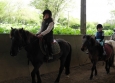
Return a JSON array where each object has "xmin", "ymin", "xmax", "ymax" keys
[
  {"xmin": 66, "ymin": 75, "xmax": 70, "ymax": 78},
  {"xmin": 107, "ymin": 72, "xmax": 110, "ymax": 74},
  {"xmin": 89, "ymin": 78, "xmax": 92, "ymax": 80},
  {"xmin": 95, "ymin": 73, "xmax": 97, "ymax": 76},
  {"xmin": 89, "ymin": 77, "xmax": 93, "ymax": 80},
  {"xmin": 106, "ymin": 70, "xmax": 110, "ymax": 74},
  {"xmin": 32, "ymin": 81, "xmax": 36, "ymax": 83},
  {"xmin": 54, "ymin": 82, "xmax": 59, "ymax": 83}
]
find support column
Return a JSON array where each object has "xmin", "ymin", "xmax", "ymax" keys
[{"xmin": 80, "ymin": 0, "xmax": 86, "ymax": 35}]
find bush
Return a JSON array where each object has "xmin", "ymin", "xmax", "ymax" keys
[
  {"xmin": 58, "ymin": 17, "xmax": 80, "ymax": 29},
  {"xmin": 69, "ymin": 18, "xmax": 80, "ymax": 29},
  {"xmin": 86, "ymin": 22, "xmax": 96, "ymax": 29},
  {"xmin": 0, "ymin": 24, "xmax": 113, "ymax": 36},
  {"xmin": 58, "ymin": 17, "xmax": 68, "ymax": 26},
  {"xmin": 0, "ymin": 24, "xmax": 40, "ymax": 34},
  {"xmin": 54, "ymin": 25, "xmax": 80, "ymax": 35}
]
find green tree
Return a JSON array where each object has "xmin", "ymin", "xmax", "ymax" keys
[
  {"xmin": 0, "ymin": 0, "xmax": 7, "ymax": 22},
  {"xmin": 31, "ymin": 0, "xmax": 70, "ymax": 22},
  {"xmin": 0, "ymin": 0, "xmax": 41, "ymax": 24},
  {"xmin": 69, "ymin": 17, "xmax": 80, "ymax": 29},
  {"xmin": 103, "ymin": 10, "xmax": 115, "ymax": 30}
]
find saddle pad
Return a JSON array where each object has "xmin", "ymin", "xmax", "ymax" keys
[
  {"xmin": 39, "ymin": 38, "xmax": 60, "ymax": 55},
  {"xmin": 52, "ymin": 40, "xmax": 60, "ymax": 55}
]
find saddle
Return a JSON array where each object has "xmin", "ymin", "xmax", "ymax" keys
[
  {"xmin": 98, "ymin": 43, "xmax": 113, "ymax": 60},
  {"xmin": 39, "ymin": 38, "xmax": 60, "ymax": 56}
]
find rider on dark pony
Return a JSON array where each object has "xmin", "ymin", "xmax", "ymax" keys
[
  {"xmin": 95, "ymin": 24, "xmax": 106, "ymax": 56},
  {"xmin": 36, "ymin": 9, "xmax": 54, "ymax": 60}
]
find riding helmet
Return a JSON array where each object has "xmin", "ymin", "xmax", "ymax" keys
[
  {"xmin": 96, "ymin": 24, "xmax": 103, "ymax": 29},
  {"xmin": 43, "ymin": 9, "xmax": 52, "ymax": 17}
]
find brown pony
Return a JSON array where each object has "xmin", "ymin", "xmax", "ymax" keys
[
  {"xmin": 81, "ymin": 35, "xmax": 114, "ymax": 80},
  {"xmin": 10, "ymin": 28, "xmax": 72, "ymax": 83}
]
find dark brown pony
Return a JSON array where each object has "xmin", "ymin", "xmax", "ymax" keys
[
  {"xmin": 81, "ymin": 35, "xmax": 114, "ymax": 80},
  {"xmin": 10, "ymin": 28, "xmax": 72, "ymax": 83}
]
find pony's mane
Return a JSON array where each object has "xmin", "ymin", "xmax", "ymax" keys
[
  {"xmin": 84, "ymin": 35, "xmax": 99, "ymax": 46},
  {"xmin": 19, "ymin": 28, "xmax": 35, "ymax": 37},
  {"xmin": 90, "ymin": 36, "xmax": 100, "ymax": 46},
  {"xmin": 10, "ymin": 28, "xmax": 37, "ymax": 44},
  {"xmin": 19, "ymin": 28, "xmax": 38, "ymax": 43}
]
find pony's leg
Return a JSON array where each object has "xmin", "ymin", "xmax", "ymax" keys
[
  {"xmin": 105, "ymin": 60, "xmax": 110, "ymax": 74},
  {"xmin": 35, "ymin": 63, "xmax": 42, "ymax": 83},
  {"xmin": 55, "ymin": 59, "xmax": 65, "ymax": 83},
  {"xmin": 90, "ymin": 61, "xmax": 96, "ymax": 80},
  {"xmin": 31, "ymin": 68, "xmax": 36, "ymax": 83},
  {"xmin": 105, "ymin": 61, "xmax": 107, "ymax": 72},
  {"xmin": 95, "ymin": 65, "xmax": 97, "ymax": 76},
  {"xmin": 36, "ymin": 69, "xmax": 42, "ymax": 83},
  {"xmin": 108, "ymin": 60, "xmax": 111, "ymax": 73},
  {"xmin": 65, "ymin": 64, "xmax": 70, "ymax": 77},
  {"xmin": 64, "ymin": 53, "xmax": 71, "ymax": 77},
  {"xmin": 31, "ymin": 64, "xmax": 42, "ymax": 83}
]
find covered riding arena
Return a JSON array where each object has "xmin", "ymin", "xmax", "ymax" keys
[
  {"xmin": 0, "ymin": 35, "xmax": 115, "ymax": 83},
  {"xmin": 0, "ymin": 0, "xmax": 115, "ymax": 83}
]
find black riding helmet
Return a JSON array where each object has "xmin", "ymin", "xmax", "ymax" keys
[
  {"xmin": 96, "ymin": 24, "xmax": 103, "ymax": 29},
  {"xmin": 43, "ymin": 9, "xmax": 52, "ymax": 17}
]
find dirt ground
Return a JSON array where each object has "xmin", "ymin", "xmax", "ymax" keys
[{"xmin": 0, "ymin": 62, "xmax": 115, "ymax": 83}]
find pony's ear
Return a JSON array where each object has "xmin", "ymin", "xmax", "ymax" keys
[
  {"xmin": 83, "ymin": 35, "xmax": 86, "ymax": 38},
  {"xmin": 11, "ymin": 27, "xmax": 13, "ymax": 30},
  {"xmin": 20, "ymin": 28, "xmax": 24, "ymax": 32},
  {"xmin": 20, "ymin": 28, "xmax": 23, "ymax": 31}
]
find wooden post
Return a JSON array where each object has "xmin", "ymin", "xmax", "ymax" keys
[{"xmin": 80, "ymin": 0, "xmax": 86, "ymax": 35}]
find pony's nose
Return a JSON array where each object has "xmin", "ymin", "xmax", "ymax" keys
[
  {"xmin": 10, "ymin": 51, "xmax": 14, "ymax": 56},
  {"xmin": 81, "ymin": 48, "xmax": 84, "ymax": 51},
  {"xmin": 10, "ymin": 51, "xmax": 13, "ymax": 56}
]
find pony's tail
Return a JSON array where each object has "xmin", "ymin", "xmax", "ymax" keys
[{"xmin": 64, "ymin": 42, "xmax": 72, "ymax": 75}]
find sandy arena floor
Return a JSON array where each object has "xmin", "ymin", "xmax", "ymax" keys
[{"xmin": 0, "ymin": 62, "xmax": 115, "ymax": 83}]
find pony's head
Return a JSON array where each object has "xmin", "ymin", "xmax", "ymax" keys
[
  {"xmin": 81, "ymin": 35, "xmax": 95, "ymax": 51},
  {"xmin": 10, "ymin": 27, "xmax": 25, "ymax": 56}
]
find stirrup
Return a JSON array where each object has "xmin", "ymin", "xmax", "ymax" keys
[
  {"xmin": 48, "ymin": 56, "xmax": 53, "ymax": 60},
  {"xmin": 103, "ymin": 51, "xmax": 106, "ymax": 56},
  {"xmin": 86, "ymin": 52, "xmax": 89, "ymax": 54}
]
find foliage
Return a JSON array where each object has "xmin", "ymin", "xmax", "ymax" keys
[
  {"xmin": 58, "ymin": 17, "xmax": 80, "ymax": 29},
  {"xmin": 58, "ymin": 17, "xmax": 68, "ymax": 26},
  {"xmin": 30, "ymin": 0, "xmax": 71, "ymax": 22},
  {"xmin": 54, "ymin": 25, "xmax": 80, "ymax": 35},
  {"xmin": 103, "ymin": 21, "xmax": 115, "ymax": 30},
  {"xmin": 86, "ymin": 22, "xmax": 96, "ymax": 29},
  {"xmin": 0, "ymin": 24, "xmax": 113, "ymax": 36},
  {"xmin": 0, "ymin": 0, "xmax": 7, "ymax": 22},
  {"xmin": 0, "ymin": 0, "xmax": 40, "ymax": 24},
  {"xmin": 69, "ymin": 18, "xmax": 80, "ymax": 29},
  {"xmin": 0, "ymin": 24, "xmax": 40, "ymax": 33},
  {"xmin": 104, "ymin": 30, "xmax": 113, "ymax": 36},
  {"xmin": 0, "ymin": 0, "xmax": 114, "ymax": 36},
  {"xmin": 103, "ymin": 10, "xmax": 115, "ymax": 30}
]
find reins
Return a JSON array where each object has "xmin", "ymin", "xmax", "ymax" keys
[
  {"xmin": 22, "ymin": 37, "xmax": 39, "ymax": 48},
  {"xmin": 13, "ymin": 29, "xmax": 46, "ymax": 55}
]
